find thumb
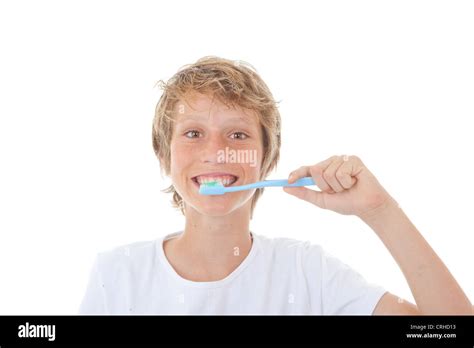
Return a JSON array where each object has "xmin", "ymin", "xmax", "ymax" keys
[{"xmin": 283, "ymin": 186, "xmax": 328, "ymax": 209}]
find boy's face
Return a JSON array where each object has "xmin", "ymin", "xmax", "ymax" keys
[{"xmin": 169, "ymin": 92, "xmax": 263, "ymax": 217}]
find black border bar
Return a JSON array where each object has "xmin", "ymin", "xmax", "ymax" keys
[{"xmin": 0, "ymin": 315, "xmax": 473, "ymax": 346}]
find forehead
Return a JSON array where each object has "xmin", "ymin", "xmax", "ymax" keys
[{"xmin": 174, "ymin": 93, "xmax": 259, "ymax": 125}]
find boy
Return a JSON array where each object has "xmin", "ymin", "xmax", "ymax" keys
[{"xmin": 79, "ymin": 56, "xmax": 472, "ymax": 314}]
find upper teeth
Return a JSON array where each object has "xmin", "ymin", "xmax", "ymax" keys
[{"xmin": 195, "ymin": 175, "xmax": 237, "ymax": 187}]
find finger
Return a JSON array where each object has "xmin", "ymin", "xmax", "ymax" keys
[
  {"xmin": 308, "ymin": 156, "xmax": 339, "ymax": 193},
  {"xmin": 335, "ymin": 157, "xmax": 358, "ymax": 189},
  {"xmin": 322, "ymin": 156, "xmax": 346, "ymax": 192},
  {"xmin": 283, "ymin": 186, "xmax": 328, "ymax": 209},
  {"xmin": 288, "ymin": 165, "xmax": 311, "ymax": 184},
  {"xmin": 289, "ymin": 164, "xmax": 335, "ymax": 193}
]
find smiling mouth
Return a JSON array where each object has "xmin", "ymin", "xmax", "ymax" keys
[{"xmin": 191, "ymin": 174, "xmax": 239, "ymax": 188}]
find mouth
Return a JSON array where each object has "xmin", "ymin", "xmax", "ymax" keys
[{"xmin": 191, "ymin": 172, "xmax": 239, "ymax": 188}]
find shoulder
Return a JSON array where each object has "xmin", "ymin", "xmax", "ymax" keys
[
  {"xmin": 83, "ymin": 239, "xmax": 160, "ymax": 314},
  {"xmin": 94, "ymin": 239, "xmax": 159, "ymax": 276},
  {"xmin": 256, "ymin": 233, "xmax": 323, "ymax": 256},
  {"xmin": 254, "ymin": 234, "xmax": 364, "ymax": 279},
  {"xmin": 254, "ymin": 233, "xmax": 325, "ymax": 271}
]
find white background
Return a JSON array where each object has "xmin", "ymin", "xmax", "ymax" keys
[{"xmin": 0, "ymin": 0, "xmax": 473, "ymax": 314}]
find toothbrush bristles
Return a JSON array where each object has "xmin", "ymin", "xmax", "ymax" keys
[{"xmin": 199, "ymin": 180, "xmax": 225, "ymax": 195}]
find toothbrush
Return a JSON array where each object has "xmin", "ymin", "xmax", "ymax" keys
[{"xmin": 199, "ymin": 177, "xmax": 316, "ymax": 195}]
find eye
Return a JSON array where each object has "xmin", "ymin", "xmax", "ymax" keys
[
  {"xmin": 184, "ymin": 130, "xmax": 201, "ymax": 138},
  {"xmin": 230, "ymin": 132, "xmax": 248, "ymax": 140}
]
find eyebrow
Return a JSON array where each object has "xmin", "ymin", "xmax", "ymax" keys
[{"xmin": 177, "ymin": 114, "xmax": 253, "ymax": 124}]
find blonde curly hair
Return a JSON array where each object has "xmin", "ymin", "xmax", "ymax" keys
[{"xmin": 152, "ymin": 56, "xmax": 281, "ymax": 218}]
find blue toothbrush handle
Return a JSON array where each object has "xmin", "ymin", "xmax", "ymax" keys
[
  {"xmin": 261, "ymin": 177, "xmax": 315, "ymax": 187},
  {"xmin": 224, "ymin": 176, "xmax": 315, "ymax": 192}
]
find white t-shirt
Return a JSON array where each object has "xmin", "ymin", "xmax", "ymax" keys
[{"xmin": 79, "ymin": 231, "xmax": 387, "ymax": 315}]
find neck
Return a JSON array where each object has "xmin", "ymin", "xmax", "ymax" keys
[
  {"xmin": 182, "ymin": 204, "xmax": 253, "ymax": 262},
  {"xmin": 167, "ymin": 204, "xmax": 253, "ymax": 281}
]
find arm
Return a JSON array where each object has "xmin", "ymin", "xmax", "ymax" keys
[
  {"xmin": 284, "ymin": 155, "xmax": 472, "ymax": 315},
  {"xmin": 373, "ymin": 293, "xmax": 474, "ymax": 315},
  {"xmin": 360, "ymin": 198, "xmax": 472, "ymax": 315}
]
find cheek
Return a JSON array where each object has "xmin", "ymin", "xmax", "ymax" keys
[
  {"xmin": 169, "ymin": 142, "xmax": 198, "ymax": 184},
  {"xmin": 242, "ymin": 151, "xmax": 263, "ymax": 181},
  {"xmin": 169, "ymin": 143, "xmax": 187, "ymax": 176},
  {"xmin": 170, "ymin": 141, "xmax": 192, "ymax": 166},
  {"xmin": 255, "ymin": 150, "xmax": 265, "ymax": 179}
]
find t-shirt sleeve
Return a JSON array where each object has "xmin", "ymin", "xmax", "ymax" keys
[
  {"xmin": 78, "ymin": 255, "xmax": 108, "ymax": 314},
  {"xmin": 319, "ymin": 247, "xmax": 387, "ymax": 315}
]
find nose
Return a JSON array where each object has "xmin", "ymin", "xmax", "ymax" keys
[{"xmin": 200, "ymin": 132, "xmax": 227, "ymax": 164}]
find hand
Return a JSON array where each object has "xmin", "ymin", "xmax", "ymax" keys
[{"xmin": 283, "ymin": 155, "xmax": 397, "ymax": 218}]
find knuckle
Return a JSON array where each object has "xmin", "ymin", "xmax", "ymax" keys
[{"xmin": 310, "ymin": 166, "xmax": 322, "ymax": 176}]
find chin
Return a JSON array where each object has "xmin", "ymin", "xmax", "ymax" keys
[
  {"xmin": 177, "ymin": 183, "xmax": 254, "ymax": 217},
  {"xmin": 194, "ymin": 202, "xmax": 239, "ymax": 217},
  {"xmin": 185, "ymin": 195, "xmax": 250, "ymax": 217}
]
